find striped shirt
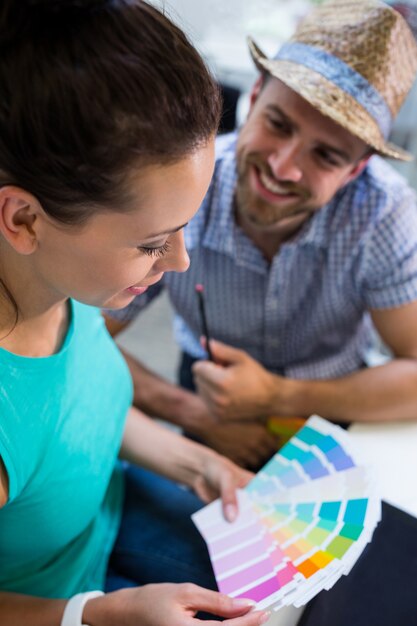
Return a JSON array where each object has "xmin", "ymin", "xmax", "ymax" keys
[{"xmin": 109, "ymin": 132, "xmax": 417, "ymax": 379}]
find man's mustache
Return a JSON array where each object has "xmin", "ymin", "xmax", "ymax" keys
[{"xmin": 245, "ymin": 155, "xmax": 311, "ymax": 200}]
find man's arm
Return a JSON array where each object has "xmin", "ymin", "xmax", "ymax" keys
[
  {"xmin": 104, "ymin": 315, "xmax": 203, "ymax": 429},
  {"xmin": 192, "ymin": 300, "xmax": 417, "ymax": 424},
  {"xmin": 105, "ymin": 315, "xmax": 278, "ymax": 467}
]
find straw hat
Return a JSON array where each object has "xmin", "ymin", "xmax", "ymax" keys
[{"xmin": 248, "ymin": 0, "xmax": 417, "ymax": 160}]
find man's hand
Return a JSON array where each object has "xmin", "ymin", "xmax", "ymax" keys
[
  {"xmin": 193, "ymin": 339, "xmax": 286, "ymax": 421},
  {"xmin": 195, "ymin": 420, "xmax": 278, "ymax": 469},
  {"xmin": 178, "ymin": 392, "xmax": 278, "ymax": 467}
]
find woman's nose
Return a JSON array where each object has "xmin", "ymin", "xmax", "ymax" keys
[{"xmin": 156, "ymin": 229, "xmax": 190, "ymax": 274}]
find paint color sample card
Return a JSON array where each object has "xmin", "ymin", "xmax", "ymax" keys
[
  {"xmin": 267, "ymin": 416, "xmax": 307, "ymax": 448},
  {"xmin": 193, "ymin": 416, "xmax": 381, "ymax": 612}
]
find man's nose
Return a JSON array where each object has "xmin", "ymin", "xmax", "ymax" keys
[{"xmin": 267, "ymin": 141, "xmax": 303, "ymax": 183}]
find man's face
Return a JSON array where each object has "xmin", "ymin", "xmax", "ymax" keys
[{"xmin": 235, "ymin": 78, "xmax": 370, "ymax": 232}]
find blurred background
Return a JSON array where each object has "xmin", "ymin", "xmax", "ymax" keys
[{"xmin": 117, "ymin": 0, "xmax": 417, "ymax": 387}]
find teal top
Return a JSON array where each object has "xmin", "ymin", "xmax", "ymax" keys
[{"xmin": 0, "ymin": 300, "xmax": 132, "ymax": 598}]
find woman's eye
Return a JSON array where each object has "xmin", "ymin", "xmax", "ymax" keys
[{"xmin": 138, "ymin": 241, "xmax": 171, "ymax": 258}]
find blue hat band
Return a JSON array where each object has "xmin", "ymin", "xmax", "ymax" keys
[{"xmin": 275, "ymin": 42, "xmax": 392, "ymax": 139}]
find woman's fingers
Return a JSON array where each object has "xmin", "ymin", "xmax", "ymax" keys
[{"xmin": 180, "ymin": 584, "xmax": 269, "ymax": 623}]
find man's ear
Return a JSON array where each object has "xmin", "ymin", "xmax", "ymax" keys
[
  {"xmin": 248, "ymin": 75, "xmax": 266, "ymax": 112},
  {"xmin": 0, "ymin": 186, "xmax": 41, "ymax": 255},
  {"xmin": 345, "ymin": 153, "xmax": 373, "ymax": 185}
]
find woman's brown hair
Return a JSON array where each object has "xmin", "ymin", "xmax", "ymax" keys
[{"xmin": 0, "ymin": 0, "xmax": 221, "ymax": 224}]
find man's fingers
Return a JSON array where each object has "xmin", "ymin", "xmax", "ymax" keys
[
  {"xmin": 201, "ymin": 421, "xmax": 279, "ymax": 467},
  {"xmin": 262, "ymin": 431, "xmax": 280, "ymax": 455},
  {"xmin": 201, "ymin": 338, "xmax": 245, "ymax": 367},
  {"xmin": 193, "ymin": 360, "xmax": 227, "ymax": 387},
  {"xmin": 194, "ymin": 379, "xmax": 233, "ymax": 419}
]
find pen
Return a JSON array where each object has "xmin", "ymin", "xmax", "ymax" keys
[{"xmin": 195, "ymin": 283, "xmax": 214, "ymax": 361}]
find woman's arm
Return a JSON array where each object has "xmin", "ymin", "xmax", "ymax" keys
[
  {"xmin": 0, "ymin": 586, "xmax": 268, "ymax": 626},
  {"xmin": 0, "ymin": 592, "xmax": 67, "ymax": 626},
  {"xmin": 120, "ymin": 407, "xmax": 252, "ymax": 520},
  {"xmin": 0, "ymin": 425, "xmax": 265, "ymax": 625}
]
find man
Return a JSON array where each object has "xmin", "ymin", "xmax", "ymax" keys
[{"xmin": 106, "ymin": 0, "xmax": 417, "ymax": 469}]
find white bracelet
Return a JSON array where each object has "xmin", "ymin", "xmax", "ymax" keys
[{"xmin": 61, "ymin": 591, "xmax": 104, "ymax": 626}]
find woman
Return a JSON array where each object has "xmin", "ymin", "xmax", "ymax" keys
[{"xmin": 0, "ymin": 1, "xmax": 269, "ymax": 624}]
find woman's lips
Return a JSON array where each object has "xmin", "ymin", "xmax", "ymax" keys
[
  {"xmin": 126, "ymin": 272, "xmax": 164, "ymax": 296},
  {"xmin": 126, "ymin": 285, "xmax": 149, "ymax": 296}
]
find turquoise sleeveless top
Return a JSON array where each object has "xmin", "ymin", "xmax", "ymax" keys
[{"xmin": 0, "ymin": 300, "xmax": 132, "ymax": 597}]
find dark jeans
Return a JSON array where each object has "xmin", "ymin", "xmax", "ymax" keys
[
  {"xmin": 179, "ymin": 351, "xmax": 199, "ymax": 393},
  {"xmin": 105, "ymin": 463, "xmax": 216, "ymax": 592}
]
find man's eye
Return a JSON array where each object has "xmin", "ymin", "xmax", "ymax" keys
[
  {"xmin": 316, "ymin": 149, "xmax": 339, "ymax": 166},
  {"xmin": 268, "ymin": 117, "xmax": 287, "ymax": 132},
  {"xmin": 138, "ymin": 241, "xmax": 171, "ymax": 257}
]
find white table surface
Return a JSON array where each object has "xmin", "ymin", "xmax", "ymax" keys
[{"xmin": 349, "ymin": 420, "xmax": 417, "ymax": 518}]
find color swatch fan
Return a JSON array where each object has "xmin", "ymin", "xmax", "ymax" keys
[{"xmin": 193, "ymin": 416, "xmax": 381, "ymax": 612}]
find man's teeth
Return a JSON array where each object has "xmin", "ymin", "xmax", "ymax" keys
[{"xmin": 260, "ymin": 170, "xmax": 293, "ymax": 195}]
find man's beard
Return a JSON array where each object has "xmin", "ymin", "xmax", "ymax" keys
[{"xmin": 235, "ymin": 152, "xmax": 313, "ymax": 228}]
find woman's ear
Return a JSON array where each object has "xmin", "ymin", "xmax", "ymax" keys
[{"xmin": 0, "ymin": 186, "xmax": 41, "ymax": 255}]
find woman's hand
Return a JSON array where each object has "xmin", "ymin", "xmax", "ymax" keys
[
  {"xmin": 191, "ymin": 448, "xmax": 253, "ymax": 522},
  {"xmin": 85, "ymin": 583, "xmax": 270, "ymax": 626},
  {"xmin": 120, "ymin": 407, "xmax": 253, "ymax": 521}
]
